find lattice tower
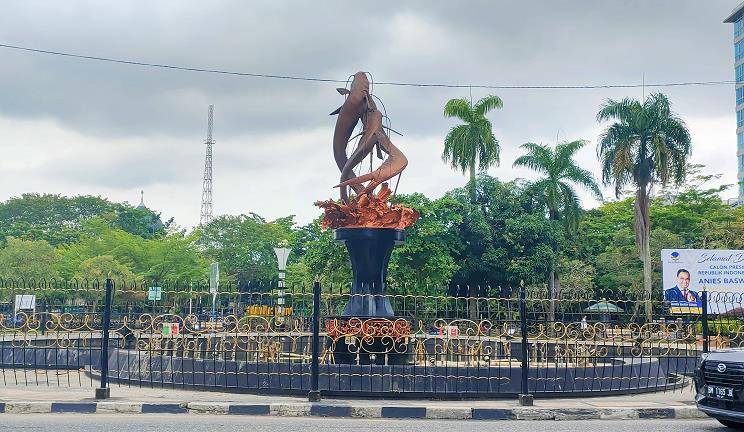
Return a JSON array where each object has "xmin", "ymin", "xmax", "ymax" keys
[{"xmin": 199, "ymin": 105, "xmax": 214, "ymax": 226}]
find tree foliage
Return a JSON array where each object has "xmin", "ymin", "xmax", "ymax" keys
[
  {"xmin": 0, "ymin": 194, "xmax": 169, "ymax": 247},
  {"xmin": 3, "ymin": 164, "xmax": 741, "ymax": 307},
  {"xmin": 442, "ymin": 95, "xmax": 503, "ymax": 185},
  {"xmin": 57, "ymin": 219, "xmax": 205, "ymax": 282},
  {"xmin": 388, "ymin": 193, "xmax": 464, "ymax": 290},
  {"xmin": 448, "ymin": 176, "xmax": 561, "ymax": 291},
  {"xmin": 0, "ymin": 237, "xmax": 59, "ymax": 281},
  {"xmin": 514, "ymin": 140, "xmax": 602, "ymax": 230},
  {"xmin": 198, "ymin": 214, "xmax": 295, "ymax": 286},
  {"xmin": 75, "ymin": 255, "xmax": 135, "ymax": 281},
  {"xmin": 300, "ymin": 217, "xmax": 351, "ymax": 287}
]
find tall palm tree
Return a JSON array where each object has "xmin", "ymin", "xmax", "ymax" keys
[
  {"xmin": 442, "ymin": 94, "xmax": 502, "ymax": 319},
  {"xmin": 596, "ymin": 93, "xmax": 691, "ymax": 319},
  {"xmin": 514, "ymin": 139, "xmax": 602, "ymax": 320},
  {"xmin": 514, "ymin": 140, "xmax": 602, "ymax": 229},
  {"xmin": 442, "ymin": 95, "xmax": 503, "ymax": 194}
]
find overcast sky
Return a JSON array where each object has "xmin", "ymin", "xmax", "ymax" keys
[{"xmin": 0, "ymin": 1, "xmax": 739, "ymax": 228}]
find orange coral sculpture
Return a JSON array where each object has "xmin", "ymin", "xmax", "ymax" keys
[{"xmin": 315, "ymin": 183, "xmax": 419, "ymax": 229}]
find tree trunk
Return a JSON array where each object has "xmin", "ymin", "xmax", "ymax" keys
[
  {"xmin": 634, "ymin": 183, "xmax": 653, "ymax": 321},
  {"xmin": 468, "ymin": 164, "xmax": 477, "ymax": 201},
  {"xmin": 468, "ymin": 285, "xmax": 479, "ymax": 321},
  {"xmin": 468, "ymin": 163, "xmax": 479, "ymax": 321},
  {"xmin": 548, "ymin": 269, "xmax": 556, "ymax": 323},
  {"xmin": 548, "ymin": 210, "xmax": 560, "ymax": 324}
]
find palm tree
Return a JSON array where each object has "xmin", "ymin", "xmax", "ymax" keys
[
  {"xmin": 514, "ymin": 140, "xmax": 602, "ymax": 229},
  {"xmin": 442, "ymin": 95, "xmax": 503, "ymax": 195},
  {"xmin": 513, "ymin": 139, "xmax": 602, "ymax": 320},
  {"xmin": 442, "ymin": 94, "xmax": 502, "ymax": 319},
  {"xmin": 596, "ymin": 93, "xmax": 691, "ymax": 319}
]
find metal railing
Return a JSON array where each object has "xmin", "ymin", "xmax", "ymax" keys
[{"xmin": 0, "ymin": 278, "xmax": 731, "ymax": 401}]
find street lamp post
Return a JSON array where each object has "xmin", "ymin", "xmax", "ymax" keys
[
  {"xmin": 209, "ymin": 262, "xmax": 219, "ymax": 322},
  {"xmin": 273, "ymin": 247, "xmax": 291, "ymax": 325}
]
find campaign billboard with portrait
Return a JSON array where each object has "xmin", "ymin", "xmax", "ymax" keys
[{"xmin": 661, "ymin": 249, "xmax": 744, "ymax": 314}]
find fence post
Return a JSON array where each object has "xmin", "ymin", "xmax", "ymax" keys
[
  {"xmin": 702, "ymin": 289, "xmax": 709, "ymax": 353},
  {"xmin": 40, "ymin": 300, "xmax": 47, "ymax": 336},
  {"xmin": 95, "ymin": 278, "xmax": 113, "ymax": 399},
  {"xmin": 308, "ymin": 279, "xmax": 321, "ymax": 402},
  {"xmin": 518, "ymin": 281, "xmax": 533, "ymax": 406}
]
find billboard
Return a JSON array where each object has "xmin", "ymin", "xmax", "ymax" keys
[{"xmin": 662, "ymin": 249, "xmax": 744, "ymax": 314}]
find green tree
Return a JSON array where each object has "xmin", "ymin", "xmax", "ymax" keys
[
  {"xmin": 570, "ymin": 176, "xmax": 738, "ymax": 298},
  {"xmin": 0, "ymin": 237, "xmax": 59, "ymax": 281},
  {"xmin": 111, "ymin": 205, "xmax": 170, "ymax": 239},
  {"xmin": 57, "ymin": 218, "xmax": 205, "ymax": 282},
  {"xmin": 74, "ymin": 255, "xmax": 137, "ymax": 309},
  {"xmin": 199, "ymin": 213, "xmax": 294, "ymax": 286},
  {"xmin": 75, "ymin": 255, "xmax": 136, "ymax": 281},
  {"xmin": 300, "ymin": 217, "xmax": 351, "ymax": 287},
  {"xmin": 388, "ymin": 193, "xmax": 464, "ymax": 290},
  {"xmin": 513, "ymin": 139, "xmax": 602, "ymax": 319},
  {"xmin": 594, "ymin": 227, "xmax": 682, "ymax": 299},
  {"xmin": 651, "ymin": 166, "xmax": 738, "ymax": 249},
  {"xmin": 594, "ymin": 228, "xmax": 641, "ymax": 296},
  {"xmin": 284, "ymin": 261, "xmax": 313, "ymax": 288},
  {"xmin": 556, "ymin": 258, "xmax": 595, "ymax": 300},
  {"xmin": 140, "ymin": 233, "xmax": 207, "ymax": 282},
  {"xmin": 572, "ymin": 198, "xmax": 635, "ymax": 265},
  {"xmin": 0, "ymin": 194, "xmax": 110, "ymax": 246},
  {"xmin": 596, "ymin": 93, "xmax": 691, "ymax": 318},
  {"xmin": 56, "ymin": 219, "xmax": 142, "ymax": 280},
  {"xmin": 0, "ymin": 194, "xmax": 168, "ymax": 246},
  {"xmin": 514, "ymin": 140, "xmax": 602, "ymax": 230},
  {"xmin": 449, "ymin": 176, "xmax": 561, "ymax": 318},
  {"xmin": 442, "ymin": 95, "xmax": 503, "ymax": 196}
]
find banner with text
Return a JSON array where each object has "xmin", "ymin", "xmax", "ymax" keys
[{"xmin": 662, "ymin": 249, "xmax": 744, "ymax": 314}]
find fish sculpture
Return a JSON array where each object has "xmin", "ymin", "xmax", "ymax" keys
[
  {"xmin": 330, "ymin": 72, "xmax": 408, "ymax": 204},
  {"xmin": 317, "ymin": 71, "xmax": 418, "ymax": 230}
]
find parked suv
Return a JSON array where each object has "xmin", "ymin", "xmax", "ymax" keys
[{"xmin": 696, "ymin": 349, "xmax": 744, "ymax": 428}]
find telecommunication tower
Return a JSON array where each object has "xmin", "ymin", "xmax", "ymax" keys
[{"xmin": 199, "ymin": 105, "xmax": 214, "ymax": 226}]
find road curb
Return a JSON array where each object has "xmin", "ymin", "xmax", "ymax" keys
[{"xmin": 0, "ymin": 401, "xmax": 710, "ymax": 420}]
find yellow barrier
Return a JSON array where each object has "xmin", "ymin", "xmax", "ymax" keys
[{"xmin": 245, "ymin": 305, "xmax": 294, "ymax": 316}]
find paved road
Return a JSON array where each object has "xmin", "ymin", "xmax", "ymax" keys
[{"xmin": 0, "ymin": 416, "xmax": 725, "ymax": 432}]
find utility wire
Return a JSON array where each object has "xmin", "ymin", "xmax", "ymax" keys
[
  {"xmin": 0, "ymin": 42, "xmax": 738, "ymax": 90},
  {"xmin": 0, "ymin": 43, "xmax": 347, "ymax": 84}
]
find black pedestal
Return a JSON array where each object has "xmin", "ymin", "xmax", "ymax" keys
[{"xmin": 333, "ymin": 228, "xmax": 405, "ymax": 317}]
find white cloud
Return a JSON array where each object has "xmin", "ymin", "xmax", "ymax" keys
[{"xmin": 0, "ymin": 1, "xmax": 740, "ymax": 230}]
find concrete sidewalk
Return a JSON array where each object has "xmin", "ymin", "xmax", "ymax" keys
[{"xmin": 0, "ymin": 377, "xmax": 706, "ymax": 421}]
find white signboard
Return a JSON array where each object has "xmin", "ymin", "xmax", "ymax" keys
[
  {"xmin": 14, "ymin": 295, "xmax": 35, "ymax": 312},
  {"xmin": 662, "ymin": 249, "xmax": 744, "ymax": 314},
  {"xmin": 147, "ymin": 286, "xmax": 162, "ymax": 301}
]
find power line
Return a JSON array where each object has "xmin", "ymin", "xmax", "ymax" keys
[
  {"xmin": 0, "ymin": 42, "xmax": 738, "ymax": 90},
  {"xmin": 0, "ymin": 43, "xmax": 347, "ymax": 84}
]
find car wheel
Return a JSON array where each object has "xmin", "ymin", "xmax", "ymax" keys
[{"xmin": 718, "ymin": 419, "xmax": 744, "ymax": 429}]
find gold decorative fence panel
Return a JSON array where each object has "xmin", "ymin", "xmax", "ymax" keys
[{"xmin": 0, "ymin": 280, "xmax": 723, "ymax": 396}]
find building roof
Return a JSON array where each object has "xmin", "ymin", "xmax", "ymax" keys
[
  {"xmin": 584, "ymin": 301, "xmax": 624, "ymax": 313},
  {"xmin": 724, "ymin": 1, "xmax": 744, "ymax": 23}
]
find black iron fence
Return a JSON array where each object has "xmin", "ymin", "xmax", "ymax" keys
[{"xmin": 0, "ymin": 278, "xmax": 733, "ymax": 400}]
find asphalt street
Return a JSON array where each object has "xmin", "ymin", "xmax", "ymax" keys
[{"xmin": 0, "ymin": 416, "xmax": 725, "ymax": 432}]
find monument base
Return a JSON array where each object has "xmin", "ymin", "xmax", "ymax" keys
[
  {"xmin": 325, "ymin": 317, "xmax": 412, "ymax": 365},
  {"xmin": 333, "ymin": 227, "xmax": 405, "ymax": 317}
]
